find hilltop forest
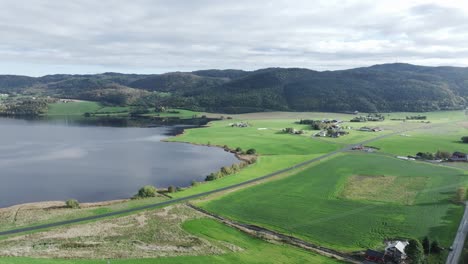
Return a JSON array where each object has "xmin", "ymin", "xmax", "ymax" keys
[{"xmin": 1, "ymin": 63, "xmax": 468, "ymax": 113}]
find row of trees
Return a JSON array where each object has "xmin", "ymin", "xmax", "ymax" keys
[
  {"xmin": 205, "ymin": 160, "xmax": 255, "ymax": 181},
  {"xmin": 407, "ymin": 237, "xmax": 442, "ymax": 264},
  {"xmin": 415, "ymin": 150, "xmax": 452, "ymax": 160}
]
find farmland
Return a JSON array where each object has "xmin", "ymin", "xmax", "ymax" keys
[
  {"xmin": 0, "ymin": 205, "xmax": 341, "ymax": 264},
  {"xmin": 200, "ymin": 153, "xmax": 468, "ymax": 251},
  {"xmin": 1, "ymin": 109, "xmax": 468, "ymax": 263},
  {"xmin": 46, "ymin": 100, "xmax": 200, "ymax": 118}
]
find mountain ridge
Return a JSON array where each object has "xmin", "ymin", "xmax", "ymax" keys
[{"xmin": 1, "ymin": 63, "xmax": 467, "ymax": 113}]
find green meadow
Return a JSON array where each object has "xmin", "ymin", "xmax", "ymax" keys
[
  {"xmin": 46, "ymin": 101, "xmax": 200, "ymax": 118},
  {"xmin": 47, "ymin": 101, "xmax": 103, "ymax": 116},
  {"xmin": 0, "ymin": 218, "xmax": 342, "ymax": 264},
  {"xmin": 201, "ymin": 153, "xmax": 468, "ymax": 251}
]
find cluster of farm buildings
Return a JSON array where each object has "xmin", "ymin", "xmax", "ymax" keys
[{"xmin": 364, "ymin": 240, "xmax": 409, "ymax": 264}]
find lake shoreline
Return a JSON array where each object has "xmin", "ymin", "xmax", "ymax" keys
[{"xmin": 0, "ymin": 121, "xmax": 242, "ymax": 210}]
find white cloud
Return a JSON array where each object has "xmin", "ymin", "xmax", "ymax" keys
[{"xmin": 0, "ymin": 0, "xmax": 468, "ymax": 76}]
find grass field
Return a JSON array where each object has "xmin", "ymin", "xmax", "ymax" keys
[
  {"xmin": 47, "ymin": 101, "xmax": 103, "ymax": 116},
  {"xmin": 201, "ymin": 153, "xmax": 467, "ymax": 251},
  {"xmin": 0, "ymin": 206, "xmax": 342, "ymax": 264},
  {"xmin": 169, "ymin": 119, "xmax": 342, "ymax": 155},
  {"xmin": 47, "ymin": 101, "xmax": 200, "ymax": 118}
]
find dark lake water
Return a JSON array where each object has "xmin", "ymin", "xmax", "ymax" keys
[{"xmin": 0, "ymin": 117, "xmax": 238, "ymax": 208}]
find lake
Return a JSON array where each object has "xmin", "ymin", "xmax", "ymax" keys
[{"xmin": 0, "ymin": 117, "xmax": 238, "ymax": 208}]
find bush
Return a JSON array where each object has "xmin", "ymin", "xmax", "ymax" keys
[
  {"xmin": 246, "ymin": 148, "xmax": 257, "ymax": 155},
  {"xmin": 235, "ymin": 147, "xmax": 243, "ymax": 153},
  {"xmin": 435, "ymin": 150, "xmax": 451, "ymax": 160},
  {"xmin": 168, "ymin": 185, "xmax": 176, "ymax": 193},
  {"xmin": 66, "ymin": 199, "xmax": 80, "ymax": 209},
  {"xmin": 462, "ymin": 136, "xmax": 468, "ymax": 143},
  {"xmin": 221, "ymin": 166, "xmax": 233, "ymax": 175},
  {"xmin": 191, "ymin": 180, "xmax": 199, "ymax": 186},
  {"xmin": 136, "ymin": 185, "xmax": 157, "ymax": 198},
  {"xmin": 249, "ymin": 156, "xmax": 258, "ymax": 164},
  {"xmin": 430, "ymin": 240, "xmax": 442, "ymax": 254},
  {"xmin": 231, "ymin": 163, "xmax": 241, "ymax": 172}
]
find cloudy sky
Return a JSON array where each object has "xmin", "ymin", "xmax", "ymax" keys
[{"xmin": 0, "ymin": 0, "xmax": 467, "ymax": 76}]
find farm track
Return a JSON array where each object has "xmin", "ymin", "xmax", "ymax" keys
[
  {"xmin": 186, "ymin": 203, "xmax": 361, "ymax": 263},
  {"xmin": 0, "ymin": 122, "xmax": 443, "ymax": 238}
]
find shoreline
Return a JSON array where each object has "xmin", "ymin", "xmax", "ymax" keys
[
  {"xmin": 0, "ymin": 199, "xmax": 129, "ymax": 212},
  {"xmin": 1, "ymin": 122, "xmax": 251, "ymax": 210}
]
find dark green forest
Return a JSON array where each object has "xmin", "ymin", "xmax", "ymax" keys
[{"xmin": 1, "ymin": 63, "xmax": 467, "ymax": 113}]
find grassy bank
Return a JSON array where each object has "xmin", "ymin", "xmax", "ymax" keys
[{"xmin": 0, "ymin": 206, "xmax": 342, "ymax": 264}]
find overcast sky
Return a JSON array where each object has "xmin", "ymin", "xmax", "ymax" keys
[{"xmin": 1, "ymin": 0, "xmax": 468, "ymax": 76}]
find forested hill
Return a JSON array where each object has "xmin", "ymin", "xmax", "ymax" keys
[{"xmin": 1, "ymin": 63, "xmax": 468, "ymax": 113}]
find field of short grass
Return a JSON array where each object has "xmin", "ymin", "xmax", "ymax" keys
[
  {"xmin": 47, "ymin": 101, "xmax": 103, "ymax": 116},
  {"xmin": 372, "ymin": 122, "xmax": 468, "ymax": 155},
  {"xmin": 47, "ymin": 101, "xmax": 200, "ymax": 118},
  {"xmin": 200, "ymin": 153, "xmax": 468, "ymax": 251},
  {"xmin": 0, "ymin": 206, "xmax": 341, "ymax": 264},
  {"xmin": 169, "ymin": 119, "xmax": 342, "ymax": 155}
]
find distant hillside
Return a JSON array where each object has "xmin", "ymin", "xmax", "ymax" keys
[{"xmin": 1, "ymin": 63, "xmax": 467, "ymax": 113}]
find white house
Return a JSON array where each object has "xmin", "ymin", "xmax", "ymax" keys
[{"xmin": 385, "ymin": 240, "xmax": 409, "ymax": 262}]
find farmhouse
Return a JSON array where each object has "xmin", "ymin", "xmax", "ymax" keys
[
  {"xmin": 450, "ymin": 152, "xmax": 468, "ymax": 162},
  {"xmin": 385, "ymin": 240, "xmax": 409, "ymax": 262},
  {"xmin": 314, "ymin": 130, "xmax": 328, "ymax": 137},
  {"xmin": 230, "ymin": 122, "xmax": 249, "ymax": 128}
]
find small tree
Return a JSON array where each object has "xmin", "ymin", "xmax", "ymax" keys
[
  {"xmin": 168, "ymin": 185, "xmax": 176, "ymax": 193},
  {"xmin": 406, "ymin": 239, "xmax": 424, "ymax": 264},
  {"xmin": 221, "ymin": 166, "xmax": 233, "ymax": 175},
  {"xmin": 435, "ymin": 150, "xmax": 451, "ymax": 160},
  {"xmin": 430, "ymin": 240, "xmax": 442, "ymax": 254},
  {"xmin": 422, "ymin": 236, "xmax": 430, "ymax": 254},
  {"xmin": 66, "ymin": 199, "xmax": 80, "ymax": 209},
  {"xmin": 205, "ymin": 173, "xmax": 215, "ymax": 181},
  {"xmin": 137, "ymin": 185, "xmax": 157, "ymax": 198},
  {"xmin": 246, "ymin": 148, "xmax": 256, "ymax": 155},
  {"xmin": 462, "ymin": 136, "xmax": 468, "ymax": 143},
  {"xmin": 231, "ymin": 163, "xmax": 241, "ymax": 172}
]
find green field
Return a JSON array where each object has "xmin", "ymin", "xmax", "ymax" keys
[
  {"xmin": 47, "ymin": 101, "xmax": 103, "ymax": 116},
  {"xmin": 0, "ymin": 218, "xmax": 342, "ymax": 264},
  {"xmin": 47, "ymin": 101, "xmax": 200, "ymax": 118},
  {"xmin": 169, "ymin": 119, "xmax": 342, "ymax": 155},
  {"xmin": 372, "ymin": 123, "xmax": 468, "ymax": 155},
  {"xmin": 201, "ymin": 153, "xmax": 467, "ymax": 251}
]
